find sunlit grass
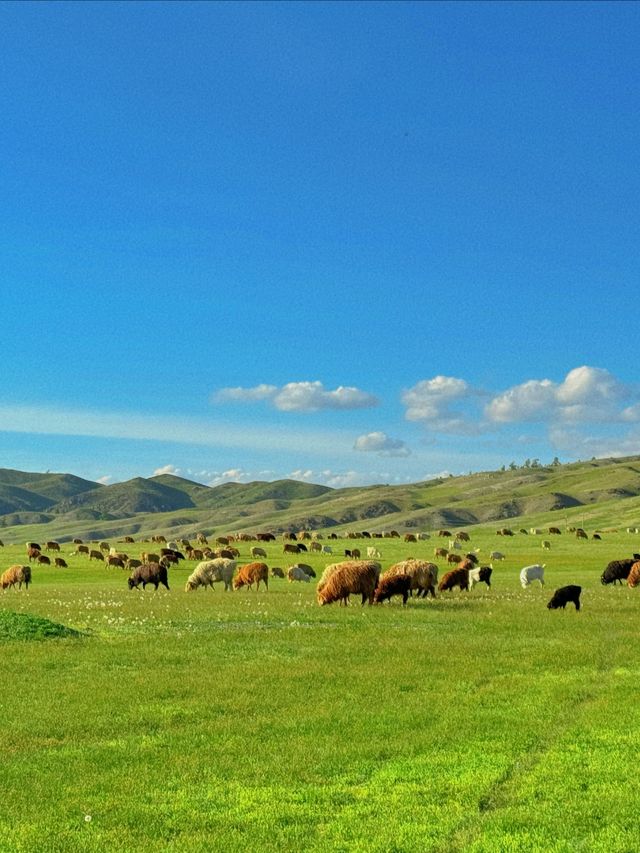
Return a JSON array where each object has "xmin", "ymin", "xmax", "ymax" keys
[{"xmin": 2, "ymin": 529, "xmax": 640, "ymax": 851}]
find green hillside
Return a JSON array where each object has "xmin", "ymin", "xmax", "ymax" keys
[{"xmin": 1, "ymin": 457, "xmax": 640, "ymax": 542}]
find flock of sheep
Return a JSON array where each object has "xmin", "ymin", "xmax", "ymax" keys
[{"xmin": 2, "ymin": 526, "xmax": 640, "ymax": 613}]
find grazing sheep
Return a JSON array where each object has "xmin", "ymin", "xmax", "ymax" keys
[
  {"xmin": 593, "ymin": 533, "xmax": 602, "ymax": 540},
  {"xmin": 627, "ymin": 562, "xmax": 640, "ymax": 588},
  {"xmin": 270, "ymin": 566, "xmax": 285, "ymax": 578},
  {"xmin": 374, "ymin": 573, "xmax": 412, "ymax": 606},
  {"xmin": 54, "ymin": 557, "xmax": 68, "ymax": 568},
  {"xmin": 520, "ymin": 564, "xmax": 545, "ymax": 588},
  {"xmin": 185, "ymin": 558, "xmax": 237, "ymax": 591},
  {"xmin": 468, "ymin": 566, "xmax": 492, "ymax": 590},
  {"xmin": 447, "ymin": 552, "xmax": 462, "ymax": 565},
  {"xmin": 125, "ymin": 558, "xmax": 142, "ymax": 571},
  {"xmin": 287, "ymin": 565, "xmax": 311, "ymax": 583},
  {"xmin": 44, "ymin": 541, "xmax": 60, "ymax": 552},
  {"xmin": 99, "ymin": 541, "xmax": 110, "ymax": 552},
  {"xmin": 385, "ymin": 559, "xmax": 438, "ymax": 598},
  {"xmin": 438, "ymin": 567, "xmax": 469, "ymax": 593},
  {"xmin": 541, "ymin": 540, "xmax": 551, "ymax": 550},
  {"xmin": 321, "ymin": 545, "xmax": 333, "ymax": 555},
  {"xmin": 317, "ymin": 560, "xmax": 381, "ymax": 606},
  {"xmin": 77, "ymin": 544, "xmax": 90, "ymax": 555},
  {"xmin": 576, "ymin": 529, "xmax": 588, "ymax": 540},
  {"xmin": 128, "ymin": 562, "xmax": 169, "ymax": 591},
  {"xmin": 291, "ymin": 563, "xmax": 315, "ymax": 578},
  {"xmin": 489, "ymin": 550, "xmax": 505, "ymax": 561},
  {"xmin": 309, "ymin": 541, "xmax": 322, "ymax": 552},
  {"xmin": 1, "ymin": 565, "xmax": 31, "ymax": 590},
  {"xmin": 72, "ymin": 538, "xmax": 83, "ymax": 545},
  {"xmin": 36, "ymin": 554, "xmax": 51, "ymax": 565},
  {"xmin": 27, "ymin": 547, "xmax": 41, "ymax": 562},
  {"xmin": 350, "ymin": 548, "xmax": 361, "ymax": 560},
  {"xmin": 547, "ymin": 585, "xmax": 582, "ymax": 611},
  {"xmin": 548, "ymin": 527, "xmax": 562, "ymax": 535},
  {"xmin": 457, "ymin": 531, "xmax": 470, "ymax": 542},
  {"xmin": 26, "ymin": 541, "xmax": 41, "ymax": 552},
  {"xmin": 251, "ymin": 546, "xmax": 268, "ymax": 559},
  {"xmin": 196, "ymin": 532, "xmax": 208, "ymax": 545},
  {"xmin": 601, "ymin": 558, "xmax": 636, "ymax": 586},
  {"xmin": 141, "ymin": 552, "xmax": 160, "ymax": 564},
  {"xmin": 234, "ymin": 562, "xmax": 269, "ymax": 591},
  {"xmin": 89, "ymin": 549, "xmax": 104, "ymax": 561},
  {"xmin": 404, "ymin": 533, "xmax": 417, "ymax": 543},
  {"xmin": 283, "ymin": 543, "xmax": 300, "ymax": 555},
  {"xmin": 106, "ymin": 555, "xmax": 125, "ymax": 569},
  {"xmin": 434, "ymin": 547, "xmax": 448, "ymax": 559},
  {"xmin": 366, "ymin": 547, "xmax": 382, "ymax": 559}
]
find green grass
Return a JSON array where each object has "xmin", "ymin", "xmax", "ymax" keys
[{"xmin": 2, "ymin": 528, "xmax": 640, "ymax": 851}]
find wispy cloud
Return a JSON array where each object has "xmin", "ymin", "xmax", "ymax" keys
[
  {"xmin": 0, "ymin": 403, "xmax": 357, "ymax": 456},
  {"xmin": 152, "ymin": 464, "xmax": 182, "ymax": 476},
  {"xmin": 353, "ymin": 431, "xmax": 411, "ymax": 457},
  {"xmin": 215, "ymin": 380, "xmax": 378, "ymax": 412}
]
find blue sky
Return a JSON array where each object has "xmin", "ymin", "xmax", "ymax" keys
[{"xmin": 1, "ymin": 1, "xmax": 639, "ymax": 488}]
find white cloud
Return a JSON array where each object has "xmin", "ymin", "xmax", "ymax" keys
[
  {"xmin": 401, "ymin": 376, "xmax": 481, "ymax": 434},
  {"xmin": 96, "ymin": 475, "xmax": 112, "ymax": 485},
  {"xmin": 215, "ymin": 380, "xmax": 378, "ymax": 412},
  {"xmin": 214, "ymin": 384, "xmax": 278, "ymax": 403},
  {"xmin": 353, "ymin": 431, "xmax": 411, "ymax": 457},
  {"xmin": 152, "ymin": 464, "xmax": 181, "ymax": 476},
  {"xmin": 205, "ymin": 468, "xmax": 254, "ymax": 486},
  {"xmin": 486, "ymin": 366, "xmax": 630, "ymax": 425}
]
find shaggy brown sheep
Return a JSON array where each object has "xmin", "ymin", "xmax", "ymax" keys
[
  {"xmin": 374, "ymin": 573, "xmax": 412, "ymax": 606},
  {"xmin": 438, "ymin": 567, "xmax": 470, "ymax": 593},
  {"xmin": 316, "ymin": 560, "xmax": 381, "ymax": 606},
  {"xmin": 1, "ymin": 565, "xmax": 31, "ymax": 590},
  {"xmin": 128, "ymin": 562, "xmax": 169, "ymax": 591},
  {"xmin": 234, "ymin": 562, "xmax": 269, "ymax": 591}
]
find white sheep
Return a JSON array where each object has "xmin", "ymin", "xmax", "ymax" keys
[
  {"xmin": 520, "ymin": 563, "xmax": 545, "ymax": 588},
  {"xmin": 185, "ymin": 558, "xmax": 237, "ymax": 591},
  {"xmin": 366, "ymin": 546, "xmax": 382, "ymax": 559}
]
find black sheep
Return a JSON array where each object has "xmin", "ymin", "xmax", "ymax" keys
[
  {"xmin": 128, "ymin": 562, "xmax": 170, "ymax": 591},
  {"xmin": 374, "ymin": 573, "xmax": 412, "ymax": 606},
  {"xmin": 547, "ymin": 585, "xmax": 582, "ymax": 611},
  {"xmin": 601, "ymin": 558, "xmax": 635, "ymax": 585}
]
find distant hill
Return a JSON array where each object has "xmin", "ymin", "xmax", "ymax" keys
[{"xmin": 1, "ymin": 457, "xmax": 640, "ymax": 541}]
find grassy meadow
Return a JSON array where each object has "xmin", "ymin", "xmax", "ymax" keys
[{"xmin": 2, "ymin": 526, "xmax": 640, "ymax": 852}]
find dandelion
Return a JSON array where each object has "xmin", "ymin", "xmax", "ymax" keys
[{"xmin": 84, "ymin": 815, "xmax": 92, "ymax": 822}]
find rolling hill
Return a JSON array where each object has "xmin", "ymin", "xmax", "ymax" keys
[{"xmin": 1, "ymin": 456, "xmax": 640, "ymax": 542}]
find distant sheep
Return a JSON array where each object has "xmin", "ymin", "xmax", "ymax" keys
[
  {"xmin": 128, "ymin": 562, "xmax": 169, "ymax": 591},
  {"xmin": 251, "ymin": 546, "xmax": 268, "ymax": 559},
  {"xmin": 106, "ymin": 555, "xmax": 125, "ymax": 569},
  {"xmin": 287, "ymin": 565, "xmax": 311, "ymax": 583},
  {"xmin": 316, "ymin": 560, "xmax": 381, "ymax": 606},
  {"xmin": 374, "ymin": 573, "xmax": 411, "ymax": 606},
  {"xmin": 1, "ymin": 564, "xmax": 31, "ymax": 590},
  {"xmin": 185, "ymin": 558, "xmax": 237, "ymax": 591},
  {"xmin": 548, "ymin": 527, "xmax": 562, "ymax": 535},
  {"xmin": 44, "ymin": 541, "xmax": 60, "ymax": 552},
  {"xmin": 283, "ymin": 543, "xmax": 300, "ymax": 555},
  {"xmin": 434, "ymin": 547, "xmax": 448, "ymax": 560},
  {"xmin": 366, "ymin": 547, "xmax": 382, "ymax": 559},
  {"xmin": 89, "ymin": 549, "xmax": 104, "ymax": 562},
  {"xmin": 520, "ymin": 564, "xmax": 545, "ymax": 588},
  {"xmin": 291, "ymin": 563, "xmax": 315, "ymax": 578},
  {"xmin": 321, "ymin": 545, "xmax": 333, "ymax": 555},
  {"xmin": 386, "ymin": 559, "xmax": 438, "ymax": 598},
  {"xmin": 541, "ymin": 540, "xmax": 551, "ymax": 550},
  {"xmin": 36, "ymin": 554, "xmax": 51, "ymax": 565},
  {"xmin": 489, "ymin": 551, "xmax": 505, "ymax": 561},
  {"xmin": 234, "ymin": 562, "xmax": 269, "ymax": 591},
  {"xmin": 270, "ymin": 567, "xmax": 285, "ymax": 578},
  {"xmin": 27, "ymin": 547, "xmax": 41, "ymax": 562},
  {"xmin": 54, "ymin": 557, "xmax": 68, "ymax": 568},
  {"xmin": 547, "ymin": 585, "xmax": 581, "ymax": 611},
  {"xmin": 438, "ymin": 567, "xmax": 469, "ymax": 593}
]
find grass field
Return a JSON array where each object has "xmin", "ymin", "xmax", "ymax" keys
[{"xmin": 2, "ymin": 528, "xmax": 640, "ymax": 852}]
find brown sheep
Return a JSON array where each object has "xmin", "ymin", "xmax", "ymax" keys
[
  {"xmin": 72, "ymin": 538, "xmax": 83, "ymax": 545},
  {"xmin": 233, "ymin": 562, "xmax": 269, "ymax": 591},
  {"xmin": 141, "ymin": 551, "xmax": 160, "ymax": 564},
  {"xmin": 89, "ymin": 549, "xmax": 104, "ymax": 561},
  {"xmin": 54, "ymin": 557, "xmax": 68, "ymax": 568},
  {"xmin": 374, "ymin": 573, "xmax": 412, "ymax": 606},
  {"xmin": 99, "ymin": 541, "xmax": 110, "ymax": 552},
  {"xmin": 270, "ymin": 567, "xmax": 285, "ymax": 578},
  {"xmin": 36, "ymin": 554, "xmax": 51, "ymax": 565},
  {"xmin": 44, "ymin": 541, "xmax": 60, "ymax": 552},
  {"xmin": 106, "ymin": 555, "xmax": 125, "ymax": 569},
  {"xmin": 1, "ymin": 564, "xmax": 31, "ymax": 590},
  {"xmin": 77, "ymin": 544, "xmax": 90, "ymax": 555},
  {"xmin": 434, "ymin": 547, "xmax": 448, "ymax": 560},
  {"xmin": 125, "ymin": 558, "xmax": 142, "ymax": 571},
  {"xmin": 385, "ymin": 559, "xmax": 438, "ymax": 599},
  {"xmin": 27, "ymin": 547, "xmax": 41, "ymax": 562},
  {"xmin": 447, "ymin": 552, "xmax": 462, "ymax": 564},
  {"xmin": 283, "ymin": 543, "xmax": 300, "ymax": 554},
  {"xmin": 627, "ymin": 561, "xmax": 640, "ymax": 588},
  {"xmin": 316, "ymin": 560, "xmax": 381, "ymax": 606},
  {"xmin": 438, "ymin": 567, "xmax": 470, "ymax": 593},
  {"xmin": 404, "ymin": 533, "xmax": 417, "ymax": 543}
]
